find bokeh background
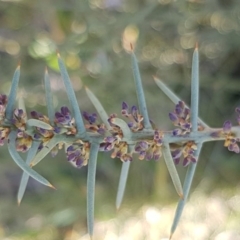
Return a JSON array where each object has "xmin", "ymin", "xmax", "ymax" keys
[{"xmin": 0, "ymin": 0, "xmax": 240, "ymax": 239}]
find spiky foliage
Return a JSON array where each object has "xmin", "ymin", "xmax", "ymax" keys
[{"xmin": 1, "ymin": 47, "xmax": 239, "ymax": 239}]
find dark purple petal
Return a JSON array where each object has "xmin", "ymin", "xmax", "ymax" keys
[
  {"xmin": 175, "ymin": 101, "xmax": 184, "ymax": 115},
  {"xmin": 223, "ymin": 120, "xmax": 232, "ymax": 133},
  {"xmin": 235, "ymin": 107, "xmax": 240, "ymax": 115},
  {"xmin": 31, "ymin": 111, "xmax": 42, "ymax": 119},
  {"xmin": 174, "ymin": 157, "xmax": 181, "ymax": 165},
  {"xmin": 121, "ymin": 102, "xmax": 129, "ymax": 116},
  {"xmin": 105, "ymin": 136, "xmax": 116, "ymax": 143},
  {"xmin": 228, "ymin": 143, "xmax": 240, "ymax": 153},
  {"xmin": 97, "ymin": 128, "xmax": 105, "ymax": 135},
  {"xmin": 171, "ymin": 149, "xmax": 182, "ymax": 159},
  {"xmin": 53, "ymin": 127, "xmax": 61, "ymax": 133},
  {"xmin": 172, "ymin": 128, "xmax": 182, "ymax": 136},
  {"xmin": 61, "ymin": 106, "xmax": 70, "ymax": 116},
  {"xmin": 122, "ymin": 102, "xmax": 128, "ymax": 110},
  {"xmin": 210, "ymin": 131, "xmax": 221, "ymax": 138},
  {"xmin": 76, "ymin": 158, "xmax": 84, "ymax": 167},
  {"xmin": 183, "ymin": 158, "xmax": 190, "ymax": 167},
  {"xmin": 169, "ymin": 112, "xmax": 178, "ymax": 122},
  {"xmin": 88, "ymin": 113, "xmax": 97, "ymax": 124},
  {"xmin": 67, "ymin": 145, "xmax": 74, "ymax": 152}
]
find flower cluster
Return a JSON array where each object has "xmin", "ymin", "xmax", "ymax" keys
[
  {"xmin": 12, "ymin": 109, "xmax": 32, "ymax": 152},
  {"xmin": 54, "ymin": 106, "xmax": 77, "ymax": 135},
  {"xmin": 134, "ymin": 130, "xmax": 163, "ymax": 161},
  {"xmin": 0, "ymin": 94, "xmax": 7, "ymax": 123},
  {"xmin": 169, "ymin": 101, "xmax": 204, "ymax": 136},
  {"xmin": 83, "ymin": 111, "xmax": 105, "ymax": 135},
  {"xmin": 31, "ymin": 111, "xmax": 54, "ymax": 141},
  {"xmin": 99, "ymin": 116, "xmax": 132, "ymax": 161},
  {"xmin": 121, "ymin": 102, "xmax": 143, "ymax": 132},
  {"xmin": 0, "ymin": 95, "xmax": 9, "ymax": 146},
  {"xmin": 66, "ymin": 141, "xmax": 90, "ymax": 167},
  {"xmin": 171, "ymin": 141, "xmax": 197, "ymax": 167},
  {"xmin": 211, "ymin": 120, "xmax": 240, "ymax": 153}
]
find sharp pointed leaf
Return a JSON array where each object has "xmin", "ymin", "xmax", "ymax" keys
[
  {"xmin": 116, "ymin": 160, "xmax": 131, "ymax": 209},
  {"xmin": 85, "ymin": 87, "xmax": 111, "ymax": 130},
  {"xmin": 162, "ymin": 143, "xmax": 183, "ymax": 198},
  {"xmin": 191, "ymin": 46, "xmax": 199, "ymax": 131},
  {"xmin": 8, "ymin": 131, "xmax": 54, "ymax": 188},
  {"xmin": 57, "ymin": 54, "xmax": 86, "ymax": 137},
  {"xmin": 87, "ymin": 142, "xmax": 99, "ymax": 237},
  {"xmin": 131, "ymin": 51, "xmax": 152, "ymax": 130},
  {"xmin": 170, "ymin": 142, "xmax": 203, "ymax": 238},
  {"xmin": 5, "ymin": 65, "xmax": 21, "ymax": 121},
  {"xmin": 44, "ymin": 68, "xmax": 55, "ymax": 124},
  {"xmin": 17, "ymin": 141, "xmax": 41, "ymax": 205}
]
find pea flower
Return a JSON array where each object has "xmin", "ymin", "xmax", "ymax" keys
[
  {"xmin": 83, "ymin": 111, "xmax": 106, "ymax": 134},
  {"xmin": 121, "ymin": 102, "xmax": 143, "ymax": 132},
  {"xmin": 66, "ymin": 141, "xmax": 90, "ymax": 168},
  {"xmin": 171, "ymin": 141, "xmax": 197, "ymax": 167},
  {"xmin": 169, "ymin": 101, "xmax": 204, "ymax": 136}
]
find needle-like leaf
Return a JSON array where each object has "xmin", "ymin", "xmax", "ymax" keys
[
  {"xmin": 162, "ymin": 143, "xmax": 183, "ymax": 198},
  {"xmin": 5, "ymin": 65, "xmax": 20, "ymax": 121},
  {"xmin": 44, "ymin": 68, "xmax": 55, "ymax": 124},
  {"xmin": 8, "ymin": 131, "xmax": 54, "ymax": 188},
  {"xmin": 87, "ymin": 142, "xmax": 100, "ymax": 238},
  {"xmin": 17, "ymin": 141, "xmax": 41, "ymax": 205},
  {"xmin": 85, "ymin": 87, "xmax": 111, "ymax": 130},
  {"xmin": 170, "ymin": 142, "xmax": 203, "ymax": 239},
  {"xmin": 58, "ymin": 54, "xmax": 86, "ymax": 137},
  {"xmin": 116, "ymin": 160, "xmax": 131, "ymax": 210},
  {"xmin": 131, "ymin": 49, "xmax": 152, "ymax": 130},
  {"xmin": 191, "ymin": 44, "xmax": 199, "ymax": 132}
]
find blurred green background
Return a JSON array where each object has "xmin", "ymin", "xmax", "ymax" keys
[{"xmin": 0, "ymin": 0, "xmax": 240, "ymax": 239}]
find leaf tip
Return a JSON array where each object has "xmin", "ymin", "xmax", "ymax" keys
[
  {"xmin": 130, "ymin": 43, "xmax": 133, "ymax": 51},
  {"xmin": 49, "ymin": 184, "xmax": 56, "ymax": 190},
  {"xmin": 17, "ymin": 62, "xmax": 21, "ymax": 69},
  {"xmin": 57, "ymin": 51, "xmax": 61, "ymax": 59},
  {"xmin": 179, "ymin": 193, "xmax": 184, "ymax": 200},
  {"xmin": 195, "ymin": 42, "xmax": 198, "ymax": 50},
  {"xmin": 169, "ymin": 233, "xmax": 173, "ymax": 240},
  {"xmin": 45, "ymin": 67, "xmax": 48, "ymax": 73},
  {"xmin": 17, "ymin": 199, "xmax": 21, "ymax": 206}
]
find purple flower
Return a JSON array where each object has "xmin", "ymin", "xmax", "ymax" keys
[
  {"xmin": 83, "ymin": 111, "xmax": 97, "ymax": 124},
  {"xmin": 223, "ymin": 120, "xmax": 232, "ymax": 133},
  {"xmin": 171, "ymin": 141, "xmax": 197, "ymax": 167},
  {"xmin": 66, "ymin": 142, "xmax": 90, "ymax": 168},
  {"xmin": 135, "ymin": 133, "xmax": 163, "ymax": 161},
  {"xmin": 0, "ymin": 94, "xmax": 7, "ymax": 122},
  {"xmin": 120, "ymin": 102, "xmax": 143, "ymax": 132},
  {"xmin": 171, "ymin": 149, "xmax": 182, "ymax": 165},
  {"xmin": 15, "ymin": 130, "xmax": 32, "ymax": 152},
  {"xmin": 0, "ymin": 127, "xmax": 10, "ymax": 146},
  {"xmin": 55, "ymin": 106, "xmax": 73, "ymax": 126},
  {"xmin": 121, "ymin": 102, "xmax": 129, "ymax": 116},
  {"xmin": 169, "ymin": 101, "xmax": 202, "ymax": 136}
]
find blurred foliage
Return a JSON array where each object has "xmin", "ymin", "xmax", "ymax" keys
[{"xmin": 0, "ymin": 0, "xmax": 240, "ymax": 239}]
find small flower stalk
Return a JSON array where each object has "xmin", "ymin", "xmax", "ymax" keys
[{"xmin": 1, "ymin": 46, "xmax": 240, "ymax": 239}]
